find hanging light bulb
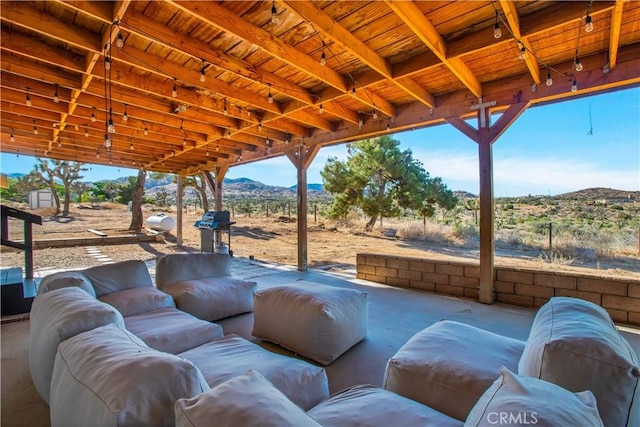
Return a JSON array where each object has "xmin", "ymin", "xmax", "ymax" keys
[
  {"xmin": 574, "ymin": 57, "xmax": 583, "ymax": 72},
  {"xmin": 200, "ymin": 59, "xmax": 206, "ymax": 83},
  {"xmin": 493, "ymin": 12, "xmax": 501, "ymax": 39},
  {"xmin": 216, "ymin": 145, "xmax": 219, "ymax": 152},
  {"xmin": 585, "ymin": 14, "xmax": 593, "ymax": 33},
  {"xmin": 104, "ymin": 133, "xmax": 111, "ymax": 148},
  {"xmin": 223, "ymin": 100, "xmax": 228, "ymax": 116},
  {"xmin": 519, "ymin": 46, "xmax": 526, "ymax": 60},
  {"xmin": 571, "ymin": 79, "xmax": 578, "ymax": 92},
  {"xmin": 268, "ymin": 84, "xmax": 273, "ymax": 104},
  {"xmin": 372, "ymin": 110, "xmax": 378, "ymax": 119},
  {"xmin": 107, "ymin": 108, "xmax": 115, "ymax": 133},
  {"xmin": 386, "ymin": 119, "xmax": 391, "ymax": 132},
  {"xmin": 358, "ymin": 116, "xmax": 363, "ymax": 130},
  {"xmin": 91, "ymin": 109, "xmax": 96, "ymax": 122},
  {"xmin": 320, "ymin": 50, "xmax": 327, "ymax": 66},
  {"xmin": 271, "ymin": 0, "xmax": 278, "ymax": 24},
  {"xmin": 85, "ymin": 128, "xmax": 89, "ymax": 137},
  {"xmin": 206, "ymin": 149, "xmax": 209, "ymax": 157},
  {"xmin": 144, "ymin": 126, "xmax": 148, "ymax": 136},
  {"xmin": 172, "ymin": 79, "xmax": 178, "ymax": 98},
  {"xmin": 130, "ymin": 141, "xmax": 134, "ymax": 150},
  {"xmin": 546, "ymin": 67, "xmax": 553, "ymax": 86},
  {"xmin": 96, "ymin": 150, "xmax": 100, "ymax": 158},
  {"xmin": 183, "ymin": 138, "xmax": 187, "ymax": 146},
  {"xmin": 10, "ymin": 129, "xmax": 15, "ymax": 142},
  {"xmin": 105, "ymin": 56, "xmax": 111, "ymax": 70},
  {"xmin": 116, "ymin": 32, "xmax": 124, "ymax": 48},
  {"xmin": 123, "ymin": 104, "xmax": 128, "ymax": 122},
  {"xmin": 53, "ymin": 84, "xmax": 60, "ymax": 103},
  {"xmin": 25, "ymin": 90, "xmax": 32, "ymax": 106},
  {"xmin": 57, "ymin": 138, "xmax": 62, "ymax": 147},
  {"xmin": 265, "ymin": 137, "xmax": 270, "ymax": 146},
  {"xmin": 319, "ymin": 103, "xmax": 324, "ymax": 114},
  {"xmin": 33, "ymin": 121, "xmax": 38, "ymax": 135},
  {"xmin": 258, "ymin": 122, "xmax": 262, "ymax": 131},
  {"xmin": 285, "ymin": 133, "xmax": 291, "ymax": 145}
]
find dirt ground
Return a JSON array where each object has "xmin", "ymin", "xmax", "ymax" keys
[{"xmin": 1, "ymin": 204, "xmax": 638, "ymax": 279}]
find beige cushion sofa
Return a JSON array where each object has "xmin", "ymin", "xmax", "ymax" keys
[
  {"xmin": 156, "ymin": 253, "xmax": 257, "ymax": 321},
  {"xmin": 384, "ymin": 297, "xmax": 639, "ymax": 426},
  {"xmin": 174, "ymin": 367, "xmax": 604, "ymax": 427}
]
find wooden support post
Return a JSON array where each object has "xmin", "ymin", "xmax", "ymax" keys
[
  {"xmin": 447, "ymin": 101, "xmax": 530, "ymax": 304},
  {"xmin": 286, "ymin": 145, "xmax": 321, "ymax": 271},
  {"xmin": 176, "ymin": 175, "xmax": 183, "ymax": 246}
]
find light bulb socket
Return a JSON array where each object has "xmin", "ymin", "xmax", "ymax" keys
[{"xmin": 271, "ymin": 4, "xmax": 278, "ymax": 24}]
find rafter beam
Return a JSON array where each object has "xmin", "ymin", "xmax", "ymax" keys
[
  {"xmin": 609, "ymin": 0, "xmax": 625, "ymax": 69},
  {"xmin": 499, "ymin": 0, "xmax": 541, "ymax": 84},
  {"xmin": 385, "ymin": 0, "xmax": 482, "ymax": 98},
  {"xmin": 168, "ymin": 0, "xmax": 348, "ymax": 93}
]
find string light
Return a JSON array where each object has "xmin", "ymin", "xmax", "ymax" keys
[
  {"xmin": 33, "ymin": 120, "xmax": 38, "ymax": 135},
  {"xmin": 107, "ymin": 108, "xmax": 115, "ymax": 133},
  {"xmin": 104, "ymin": 133, "xmax": 111, "ymax": 148},
  {"xmin": 123, "ymin": 104, "xmax": 128, "ymax": 121},
  {"xmin": 206, "ymin": 149, "xmax": 209, "ymax": 156},
  {"xmin": 96, "ymin": 150, "xmax": 100, "ymax": 158},
  {"xmin": 271, "ymin": 0, "xmax": 278, "ymax": 24},
  {"xmin": 571, "ymin": 78, "xmax": 578, "ymax": 92},
  {"xmin": 105, "ymin": 56, "xmax": 111, "ymax": 70},
  {"xmin": 585, "ymin": 14, "xmax": 593, "ymax": 33},
  {"xmin": 386, "ymin": 119, "xmax": 391, "ymax": 132},
  {"xmin": 268, "ymin": 84, "xmax": 273, "ymax": 104},
  {"xmin": 25, "ymin": 89, "xmax": 32, "ymax": 106},
  {"xmin": 172, "ymin": 78, "xmax": 178, "ymax": 98},
  {"xmin": 10, "ymin": 129, "xmax": 15, "ymax": 142},
  {"xmin": 285, "ymin": 133, "xmax": 291, "ymax": 145},
  {"xmin": 130, "ymin": 141, "xmax": 134, "ymax": 150},
  {"xmin": 258, "ymin": 121, "xmax": 262, "ymax": 131},
  {"xmin": 57, "ymin": 138, "xmax": 62, "ymax": 147},
  {"xmin": 200, "ymin": 59, "xmax": 206, "ymax": 83},
  {"xmin": 85, "ymin": 128, "xmax": 89, "ymax": 137},
  {"xmin": 265, "ymin": 137, "xmax": 270, "ymax": 145},
  {"xmin": 320, "ymin": 42, "xmax": 327, "ymax": 66},
  {"xmin": 493, "ymin": 11, "xmax": 501, "ymax": 39},
  {"xmin": 183, "ymin": 137, "xmax": 187, "ymax": 146},
  {"xmin": 53, "ymin": 84, "xmax": 60, "ymax": 103},
  {"xmin": 116, "ymin": 31, "xmax": 124, "ymax": 48},
  {"xmin": 372, "ymin": 110, "xmax": 378, "ymax": 119},
  {"xmin": 319, "ymin": 103, "xmax": 324, "ymax": 114},
  {"xmin": 223, "ymin": 99, "xmax": 228, "ymax": 116},
  {"xmin": 91, "ymin": 109, "xmax": 96, "ymax": 122},
  {"xmin": 546, "ymin": 67, "xmax": 553, "ymax": 86},
  {"xmin": 574, "ymin": 57, "xmax": 583, "ymax": 72},
  {"xmin": 358, "ymin": 116, "xmax": 363, "ymax": 130},
  {"xmin": 143, "ymin": 125, "xmax": 148, "ymax": 136},
  {"xmin": 519, "ymin": 46, "xmax": 526, "ymax": 60}
]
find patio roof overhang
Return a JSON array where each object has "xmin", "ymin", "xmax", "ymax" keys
[{"xmin": 2, "ymin": 1, "xmax": 639, "ymax": 302}]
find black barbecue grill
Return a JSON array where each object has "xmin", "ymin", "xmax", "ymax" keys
[{"xmin": 194, "ymin": 211, "xmax": 235, "ymax": 253}]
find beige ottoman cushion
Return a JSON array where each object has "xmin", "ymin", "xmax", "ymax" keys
[
  {"xmin": 383, "ymin": 320, "xmax": 525, "ymax": 422},
  {"xmin": 518, "ymin": 297, "xmax": 639, "ymax": 427},
  {"xmin": 253, "ymin": 281, "xmax": 368, "ymax": 365},
  {"xmin": 179, "ymin": 334, "xmax": 329, "ymax": 410},
  {"xmin": 175, "ymin": 370, "xmax": 322, "ymax": 427}
]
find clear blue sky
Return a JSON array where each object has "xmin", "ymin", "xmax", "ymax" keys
[{"xmin": 2, "ymin": 88, "xmax": 638, "ymax": 197}]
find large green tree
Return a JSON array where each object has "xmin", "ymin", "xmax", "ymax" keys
[
  {"xmin": 32, "ymin": 159, "xmax": 86, "ymax": 216},
  {"xmin": 321, "ymin": 136, "xmax": 457, "ymax": 231}
]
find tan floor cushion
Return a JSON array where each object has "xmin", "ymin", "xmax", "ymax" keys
[
  {"xmin": 253, "ymin": 281, "xmax": 368, "ymax": 365},
  {"xmin": 383, "ymin": 320, "xmax": 525, "ymax": 422},
  {"xmin": 125, "ymin": 307, "xmax": 223, "ymax": 354},
  {"xmin": 50, "ymin": 324, "xmax": 209, "ymax": 427},
  {"xmin": 179, "ymin": 334, "xmax": 329, "ymax": 410}
]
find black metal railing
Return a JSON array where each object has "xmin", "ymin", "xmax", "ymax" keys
[{"xmin": 1, "ymin": 205, "xmax": 43, "ymax": 280}]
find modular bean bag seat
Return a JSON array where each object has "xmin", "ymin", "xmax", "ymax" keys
[
  {"xmin": 174, "ymin": 368, "xmax": 604, "ymax": 427},
  {"xmin": 253, "ymin": 281, "xmax": 368, "ymax": 365},
  {"xmin": 384, "ymin": 297, "xmax": 639, "ymax": 426},
  {"xmin": 156, "ymin": 253, "xmax": 257, "ymax": 321}
]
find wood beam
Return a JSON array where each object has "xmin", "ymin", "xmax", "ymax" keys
[
  {"xmin": 351, "ymin": 88, "xmax": 396, "ymax": 118},
  {"xmin": 169, "ymin": 0, "xmax": 348, "ymax": 93},
  {"xmin": 385, "ymin": 0, "xmax": 482, "ymax": 98},
  {"xmin": 489, "ymin": 102, "xmax": 531, "ymax": 143},
  {"xmin": 609, "ymin": 1, "xmax": 625, "ymax": 69},
  {"xmin": 499, "ymin": 0, "xmax": 541, "ymax": 84}
]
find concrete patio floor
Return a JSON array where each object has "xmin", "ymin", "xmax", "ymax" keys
[{"xmin": 2, "ymin": 257, "xmax": 639, "ymax": 426}]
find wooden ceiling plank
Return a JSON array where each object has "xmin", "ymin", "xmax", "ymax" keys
[
  {"xmin": 283, "ymin": 1, "xmax": 392, "ymax": 78},
  {"xmin": 384, "ymin": 0, "xmax": 482, "ymax": 98},
  {"xmin": 56, "ymin": 0, "xmax": 112, "ymax": 22},
  {"xmin": 168, "ymin": 0, "xmax": 348, "ymax": 93},
  {"xmin": 0, "ymin": 2, "xmax": 101, "ymax": 53},
  {"xmin": 351, "ymin": 87, "xmax": 395, "ymax": 118},
  {"xmin": 120, "ymin": 10, "xmax": 316, "ymax": 107},
  {"xmin": 1, "ymin": 54, "xmax": 82, "ymax": 89},
  {"xmin": 609, "ymin": 0, "xmax": 625, "ymax": 69},
  {"xmin": 499, "ymin": 0, "xmax": 540, "ymax": 84},
  {"xmin": 284, "ymin": 109, "xmax": 333, "ymax": 131}
]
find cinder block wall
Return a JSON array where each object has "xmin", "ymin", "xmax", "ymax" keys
[{"xmin": 356, "ymin": 253, "xmax": 640, "ymax": 326}]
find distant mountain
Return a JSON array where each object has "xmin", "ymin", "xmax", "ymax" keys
[
  {"xmin": 555, "ymin": 187, "xmax": 639, "ymax": 201},
  {"xmin": 290, "ymin": 183, "xmax": 324, "ymax": 192},
  {"xmin": 453, "ymin": 190, "xmax": 477, "ymax": 199}
]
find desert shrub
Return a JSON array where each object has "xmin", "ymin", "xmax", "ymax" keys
[{"xmin": 396, "ymin": 220, "xmax": 452, "ymax": 244}]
